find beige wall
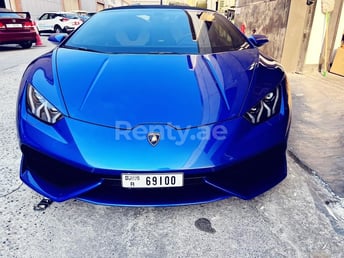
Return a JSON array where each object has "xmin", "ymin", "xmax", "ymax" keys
[
  {"xmin": 234, "ymin": 0, "xmax": 290, "ymax": 61},
  {"xmin": 96, "ymin": 2, "xmax": 104, "ymax": 11},
  {"xmin": 63, "ymin": 0, "xmax": 80, "ymax": 11},
  {"xmin": 21, "ymin": 0, "xmax": 62, "ymax": 18},
  {"xmin": 280, "ymin": 0, "xmax": 308, "ymax": 72},
  {"xmin": 284, "ymin": 0, "xmax": 344, "ymax": 72},
  {"xmin": 333, "ymin": 3, "xmax": 344, "ymax": 50}
]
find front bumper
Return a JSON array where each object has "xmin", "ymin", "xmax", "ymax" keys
[
  {"xmin": 20, "ymin": 143, "xmax": 287, "ymax": 206},
  {"xmin": 0, "ymin": 31, "xmax": 36, "ymax": 45},
  {"xmin": 18, "ymin": 107, "xmax": 290, "ymax": 206}
]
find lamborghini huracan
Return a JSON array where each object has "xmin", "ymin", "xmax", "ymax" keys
[{"xmin": 17, "ymin": 5, "xmax": 291, "ymax": 206}]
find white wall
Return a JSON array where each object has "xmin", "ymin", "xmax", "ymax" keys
[
  {"xmin": 21, "ymin": 0, "xmax": 62, "ymax": 19},
  {"xmin": 333, "ymin": 2, "xmax": 344, "ymax": 50},
  {"xmin": 305, "ymin": 1, "xmax": 344, "ymax": 65},
  {"xmin": 79, "ymin": 0, "xmax": 96, "ymax": 11},
  {"xmin": 130, "ymin": 0, "xmax": 160, "ymax": 4},
  {"xmin": 78, "ymin": 0, "xmax": 120, "ymax": 11},
  {"xmin": 4, "ymin": 0, "xmax": 11, "ymax": 9},
  {"xmin": 207, "ymin": 0, "xmax": 217, "ymax": 10},
  {"xmin": 105, "ymin": 0, "xmax": 116, "ymax": 7},
  {"xmin": 106, "ymin": 0, "xmax": 130, "ymax": 7},
  {"xmin": 304, "ymin": 1, "xmax": 325, "ymax": 65}
]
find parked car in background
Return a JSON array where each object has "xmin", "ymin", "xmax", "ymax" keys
[
  {"xmin": 72, "ymin": 10, "xmax": 96, "ymax": 22},
  {"xmin": 0, "ymin": 8, "xmax": 36, "ymax": 49},
  {"xmin": 77, "ymin": 13, "xmax": 92, "ymax": 22},
  {"xmin": 36, "ymin": 12, "xmax": 82, "ymax": 33}
]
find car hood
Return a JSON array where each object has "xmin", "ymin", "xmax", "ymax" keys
[{"xmin": 55, "ymin": 48, "xmax": 258, "ymax": 129}]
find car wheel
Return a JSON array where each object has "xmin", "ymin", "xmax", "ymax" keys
[
  {"xmin": 54, "ymin": 25, "xmax": 63, "ymax": 33},
  {"xmin": 20, "ymin": 42, "xmax": 33, "ymax": 49}
]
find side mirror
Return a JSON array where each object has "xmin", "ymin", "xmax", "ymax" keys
[
  {"xmin": 248, "ymin": 34, "xmax": 269, "ymax": 47},
  {"xmin": 48, "ymin": 33, "xmax": 68, "ymax": 44}
]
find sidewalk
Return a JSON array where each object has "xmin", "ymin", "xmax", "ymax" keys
[{"xmin": 287, "ymin": 71, "xmax": 344, "ymax": 198}]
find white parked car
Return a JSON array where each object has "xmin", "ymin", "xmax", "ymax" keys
[{"xmin": 36, "ymin": 12, "xmax": 82, "ymax": 33}]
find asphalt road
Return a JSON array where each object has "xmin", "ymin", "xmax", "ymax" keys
[{"xmin": 0, "ymin": 37, "xmax": 343, "ymax": 257}]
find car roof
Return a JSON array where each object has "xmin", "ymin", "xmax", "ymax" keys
[{"xmin": 103, "ymin": 5, "xmax": 213, "ymax": 12}]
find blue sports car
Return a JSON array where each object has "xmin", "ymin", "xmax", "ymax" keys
[{"xmin": 17, "ymin": 6, "xmax": 291, "ymax": 207}]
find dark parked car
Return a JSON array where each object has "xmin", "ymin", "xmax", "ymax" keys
[{"xmin": 0, "ymin": 8, "xmax": 36, "ymax": 48}]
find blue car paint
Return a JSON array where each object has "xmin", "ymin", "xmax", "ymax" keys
[
  {"xmin": 17, "ymin": 6, "xmax": 291, "ymax": 206},
  {"xmin": 53, "ymin": 48, "xmax": 260, "ymax": 128},
  {"xmin": 17, "ymin": 53, "xmax": 290, "ymax": 205}
]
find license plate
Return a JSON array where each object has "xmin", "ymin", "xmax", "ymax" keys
[
  {"xmin": 6, "ymin": 24, "xmax": 22, "ymax": 28},
  {"xmin": 121, "ymin": 173, "xmax": 184, "ymax": 188}
]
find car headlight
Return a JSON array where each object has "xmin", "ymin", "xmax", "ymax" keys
[
  {"xmin": 244, "ymin": 86, "xmax": 281, "ymax": 124},
  {"xmin": 26, "ymin": 84, "xmax": 63, "ymax": 124}
]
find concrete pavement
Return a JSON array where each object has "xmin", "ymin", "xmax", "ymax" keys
[{"xmin": 288, "ymin": 71, "xmax": 344, "ymax": 198}]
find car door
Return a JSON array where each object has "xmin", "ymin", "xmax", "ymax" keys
[
  {"xmin": 36, "ymin": 13, "xmax": 50, "ymax": 32},
  {"xmin": 47, "ymin": 13, "xmax": 59, "ymax": 31},
  {"xmin": 37, "ymin": 13, "xmax": 57, "ymax": 32}
]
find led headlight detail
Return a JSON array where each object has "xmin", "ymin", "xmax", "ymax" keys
[
  {"xmin": 26, "ymin": 84, "xmax": 63, "ymax": 124},
  {"xmin": 244, "ymin": 86, "xmax": 281, "ymax": 124}
]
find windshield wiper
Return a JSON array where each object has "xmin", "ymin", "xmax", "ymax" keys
[{"xmin": 61, "ymin": 45, "xmax": 104, "ymax": 53}]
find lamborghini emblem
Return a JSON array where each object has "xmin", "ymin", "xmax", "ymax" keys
[{"xmin": 147, "ymin": 132, "xmax": 160, "ymax": 146}]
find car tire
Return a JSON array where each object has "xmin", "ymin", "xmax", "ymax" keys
[
  {"xmin": 54, "ymin": 25, "xmax": 63, "ymax": 33},
  {"xmin": 20, "ymin": 42, "xmax": 33, "ymax": 49}
]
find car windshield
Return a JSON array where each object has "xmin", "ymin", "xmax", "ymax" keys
[
  {"xmin": 60, "ymin": 13, "xmax": 79, "ymax": 19},
  {"xmin": 63, "ymin": 8, "xmax": 249, "ymax": 54}
]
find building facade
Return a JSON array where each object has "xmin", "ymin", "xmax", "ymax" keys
[
  {"xmin": 1, "ymin": 0, "xmax": 129, "ymax": 18},
  {"xmin": 232, "ymin": 0, "xmax": 344, "ymax": 74},
  {"xmin": 1, "ymin": 0, "xmax": 343, "ymax": 74}
]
